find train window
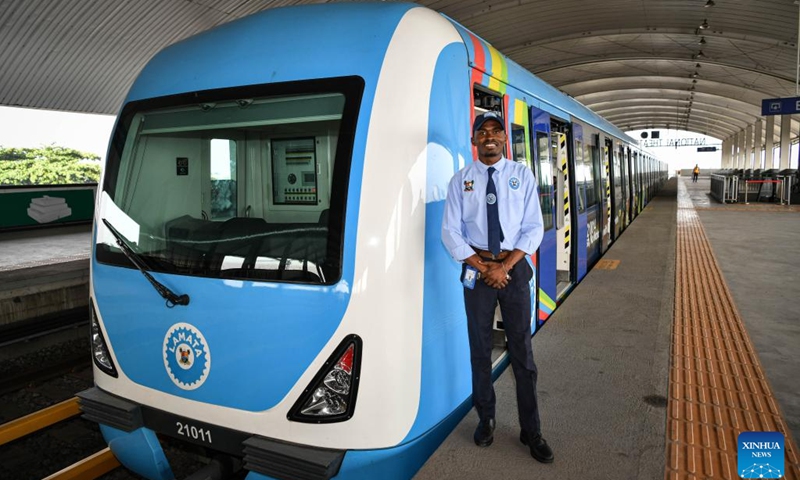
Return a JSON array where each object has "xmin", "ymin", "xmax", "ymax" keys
[
  {"xmin": 535, "ymin": 132, "xmax": 553, "ymax": 230},
  {"xmin": 97, "ymin": 77, "xmax": 363, "ymax": 285},
  {"xmin": 472, "ymin": 88, "xmax": 504, "ymax": 156},
  {"xmin": 585, "ymin": 143, "xmax": 598, "ymax": 208},
  {"xmin": 575, "ymin": 139, "xmax": 585, "ymax": 213},
  {"xmin": 510, "ymin": 123, "xmax": 529, "ymax": 167},
  {"xmin": 209, "ymin": 138, "xmax": 238, "ymax": 220}
]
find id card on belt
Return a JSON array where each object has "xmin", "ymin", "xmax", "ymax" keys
[{"xmin": 462, "ymin": 265, "xmax": 479, "ymax": 289}]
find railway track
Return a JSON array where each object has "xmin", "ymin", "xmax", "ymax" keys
[
  {"xmin": 0, "ymin": 308, "xmax": 91, "ymax": 396},
  {"xmin": 0, "ymin": 308, "xmax": 88, "ymax": 348},
  {"xmin": 0, "ymin": 355, "xmax": 90, "ymax": 397},
  {"xmin": 0, "ymin": 397, "xmax": 120, "ymax": 479}
]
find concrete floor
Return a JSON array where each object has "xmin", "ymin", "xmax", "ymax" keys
[
  {"xmin": 0, "ymin": 224, "xmax": 91, "ymax": 270},
  {"xmin": 417, "ymin": 176, "xmax": 800, "ymax": 479},
  {"xmin": 689, "ymin": 176, "xmax": 800, "ymax": 441},
  {"xmin": 417, "ymin": 180, "xmax": 678, "ymax": 480}
]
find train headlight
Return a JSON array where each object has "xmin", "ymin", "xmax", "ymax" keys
[
  {"xmin": 90, "ymin": 301, "xmax": 118, "ymax": 377},
  {"xmin": 288, "ymin": 335, "xmax": 361, "ymax": 423}
]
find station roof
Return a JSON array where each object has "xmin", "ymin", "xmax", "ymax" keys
[{"xmin": 1, "ymin": 0, "xmax": 797, "ymax": 141}]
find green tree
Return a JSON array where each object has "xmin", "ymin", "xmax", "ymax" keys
[{"xmin": 0, "ymin": 145, "xmax": 101, "ymax": 185}]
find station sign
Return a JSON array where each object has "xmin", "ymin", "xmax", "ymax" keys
[
  {"xmin": 642, "ymin": 137, "xmax": 707, "ymax": 148},
  {"xmin": 761, "ymin": 96, "xmax": 800, "ymax": 116},
  {"xmin": 697, "ymin": 147, "xmax": 717, "ymax": 152}
]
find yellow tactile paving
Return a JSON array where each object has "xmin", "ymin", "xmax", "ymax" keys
[
  {"xmin": 594, "ymin": 259, "xmax": 620, "ymax": 270},
  {"xmin": 667, "ymin": 180, "xmax": 800, "ymax": 480}
]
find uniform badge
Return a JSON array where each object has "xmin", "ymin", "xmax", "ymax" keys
[
  {"xmin": 464, "ymin": 180, "xmax": 474, "ymax": 192},
  {"xmin": 486, "ymin": 193, "xmax": 497, "ymax": 205},
  {"xmin": 163, "ymin": 322, "xmax": 211, "ymax": 390},
  {"xmin": 509, "ymin": 177, "xmax": 521, "ymax": 190}
]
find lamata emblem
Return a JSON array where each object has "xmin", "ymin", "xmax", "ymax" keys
[
  {"xmin": 163, "ymin": 323, "xmax": 211, "ymax": 390},
  {"xmin": 509, "ymin": 177, "xmax": 520, "ymax": 190}
]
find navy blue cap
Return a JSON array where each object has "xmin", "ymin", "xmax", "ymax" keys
[{"xmin": 472, "ymin": 111, "xmax": 505, "ymax": 135}]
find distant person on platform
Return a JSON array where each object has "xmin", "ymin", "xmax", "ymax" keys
[
  {"xmin": 441, "ymin": 111, "xmax": 553, "ymax": 464},
  {"xmin": 692, "ymin": 164, "xmax": 700, "ymax": 183}
]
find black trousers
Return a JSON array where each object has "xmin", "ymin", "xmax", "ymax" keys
[{"xmin": 462, "ymin": 259, "xmax": 541, "ymax": 436}]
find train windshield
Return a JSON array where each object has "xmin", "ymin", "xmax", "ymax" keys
[{"xmin": 96, "ymin": 78, "xmax": 363, "ymax": 285}]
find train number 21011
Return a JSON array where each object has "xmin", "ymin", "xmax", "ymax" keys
[{"xmin": 176, "ymin": 421, "xmax": 213, "ymax": 443}]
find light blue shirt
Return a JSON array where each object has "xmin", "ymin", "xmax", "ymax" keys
[{"xmin": 442, "ymin": 157, "xmax": 544, "ymax": 261}]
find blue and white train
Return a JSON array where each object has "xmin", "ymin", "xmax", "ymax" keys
[{"xmin": 79, "ymin": 3, "xmax": 666, "ymax": 479}]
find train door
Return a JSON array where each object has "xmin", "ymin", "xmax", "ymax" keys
[
  {"xmin": 643, "ymin": 156, "xmax": 649, "ymax": 206},
  {"xmin": 571, "ymin": 122, "xmax": 588, "ymax": 280},
  {"xmin": 635, "ymin": 152, "xmax": 643, "ymax": 213},
  {"xmin": 601, "ymin": 137, "xmax": 612, "ymax": 251},
  {"xmin": 472, "ymin": 87, "xmax": 511, "ymax": 344},
  {"xmin": 613, "ymin": 144, "xmax": 625, "ymax": 237},
  {"xmin": 551, "ymin": 119, "xmax": 573, "ymax": 300},
  {"xmin": 581, "ymin": 129, "xmax": 601, "ymax": 268},
  {"xmin": 508, "ymin": 97, "xmax": 539, "ymax": 332},
  {"xmin": 627, "ymin": 148, "xmax": 636, "ymax": 224},
  {"xmin": 531, "ymin": 106, "xmax": 557, "ymax": 324}
]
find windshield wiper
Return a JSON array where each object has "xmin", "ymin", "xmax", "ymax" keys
[{"xmin": 102, "ymin": 218, "xmax": 190, "ymax": 308}]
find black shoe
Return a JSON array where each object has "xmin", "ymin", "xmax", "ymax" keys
[
  {"xmin": 473, "ymin": 418, "xmax": 495, "ymax": 447},
  {"xmin": 520, "ymin": 431, "xmax": 554, "ymax": 463}
]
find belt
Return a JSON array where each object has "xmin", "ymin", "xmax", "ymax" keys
[{"xmin": 471, "ymin": 246, "xmax": 511, "ymax": 262}]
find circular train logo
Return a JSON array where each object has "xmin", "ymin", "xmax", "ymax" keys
[
  {"xmin": 486, "ymin": 193, "xmax": 497, "ymax": 205},
  {"xmin": 509, "ymin": 177, "xmax": 520, "ymax": 190},
  {"xmin": 163, "ymin": 323, "xmax": 211, "ymax": 390}
]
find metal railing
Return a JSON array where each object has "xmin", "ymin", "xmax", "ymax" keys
[
  {"xmin": 710, "ymin": 174, "xmax": 738, "ymax": 203},
  {"xmin": 742, "ymin": 179, "xmax": 783, "ymax": 204},
  {"xmin": 777, "ymin": 175, "xmax": 793, "ymax": 206}
]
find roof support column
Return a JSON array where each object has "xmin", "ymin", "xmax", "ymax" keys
[
  {"xmin": 765, "ymin": 115, "xmax": 775, "ymax": 169},
  {"xmin": 753, "ymin": 118, "xmax": 763, "ymax": 170},
  {"xmin": 727, "ymin": 137, "xmax": 735, "ymax": 168},
  {"xmin": 738, "ymin": 130, "xmax": 746, "ymax": 169},
  {"xmin": 745, "ymin": 124, "xmax": 754, "ymax": 169},
  {"xmin": 730, "ymin": 132, "xmax": 738, "ymax": 168},
  {"xmin": 721, "ymin": 138, "xmax": 729, "ymax": 168},
  {"xmin": 780, "ymin": 114, "xmax": 791, "ymax": 169},
  {"xmin": 728, "ymin": 137, "xmax": 735, "ymax": 168}
]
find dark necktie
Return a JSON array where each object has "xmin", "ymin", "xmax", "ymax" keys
[{"xmin": 486, "ymin": 166, "xmax": 504, "ymax": 256}]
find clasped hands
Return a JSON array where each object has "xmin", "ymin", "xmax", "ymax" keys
[{"xmin": 479, "ymin": 261, "xmax": 510, "ymax": 289}]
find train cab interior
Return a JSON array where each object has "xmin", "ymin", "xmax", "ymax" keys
[{"xmin": 97, "ymin": 88, "xmax": 358, "ymax": 285}]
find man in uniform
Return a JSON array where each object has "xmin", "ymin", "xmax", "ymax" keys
[{"xmin": 441, "ymin": 111, "xmax": 553, "ymax": 463}]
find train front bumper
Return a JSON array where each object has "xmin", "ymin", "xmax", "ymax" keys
[{"xmin": 76, "ymin": 387, "xmax": 345, "ymax": 480}]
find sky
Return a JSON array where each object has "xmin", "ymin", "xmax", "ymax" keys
[
  {"xmin": 626, "ymin": 129, "xmax": 722, "ymax": 172},
  {"xmin": 0, "ymin": 106, "xmax": 115, "ymax": 158}
]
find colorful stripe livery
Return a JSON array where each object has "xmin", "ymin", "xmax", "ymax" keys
[{"xmin": 538, "ymin": 289, "xmax": 556, "ymax": 322}]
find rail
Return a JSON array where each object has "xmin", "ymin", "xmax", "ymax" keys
[
  {"xmin": 0, "ymin": 397, "xmax": 121, "ymax": 478},
  {"xmin": 43, "ymin": 448, "xmax": 118, "ymax": 480},
  {"xmin": 0, "ymin": 398, "xmax": 80, "ymax": 446}
]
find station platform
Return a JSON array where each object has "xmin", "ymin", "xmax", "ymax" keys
[
  {"xmin": 0, "ymin": 224, "xmax": 90, "ymax": 326},
  {"xmin": 1, "ymin": 178, "xmax": 799, "ymax": 479},
  {"xmin": 417, "ymin": 176, "xmax": 800, "ymax": 480}
]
